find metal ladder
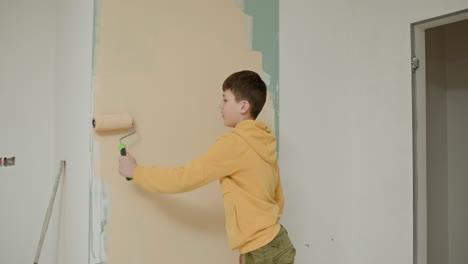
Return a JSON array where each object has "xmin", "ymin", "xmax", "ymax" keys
[{"xmin": 33, "ymin": 160, "xmax": 66, "ymax": 264}]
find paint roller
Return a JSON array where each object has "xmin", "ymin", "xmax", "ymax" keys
[{"xmin": 92, "ymin": 113, "xmax": 136, "ymax": 180}]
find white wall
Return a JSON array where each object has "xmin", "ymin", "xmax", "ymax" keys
[
  {"xmin": 0, "ymin": 1, "xmax": 93, "ymax": 264},
  {"xmin": 54, "ymin": 1, "xmax": 93, "ymax": 264},
  {"xmin": 279, "ymin": 1, "xmax": 468, "ymax": 264},
  {"xmin": 0, "ymin": 1, "xmax": 58, "ymax": 263}
]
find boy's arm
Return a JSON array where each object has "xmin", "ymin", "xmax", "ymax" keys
[
  {"xmin": 275, "ymin": 177, "xmax": 285, "ymax": 216},
  {"xmin": 133, "ymin": 134, "xmax": 244, "ymax": 194},
  {"xmin": 274, "ymin": 162, "xmax": 285, "ymax": 215}
]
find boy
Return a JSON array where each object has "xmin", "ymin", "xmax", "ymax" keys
[{"xmin": 119, "ymin": 70, "xmax": 296, "ymax": 264}]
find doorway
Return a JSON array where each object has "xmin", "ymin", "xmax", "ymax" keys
[{"xmin": 412, "ymin": 9, "xmax": 468, "ymax": 264}]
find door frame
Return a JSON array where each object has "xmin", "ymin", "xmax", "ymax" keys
[{"xmin": 411, "ymin": 8, "xmax": 468, "ymax": 264}]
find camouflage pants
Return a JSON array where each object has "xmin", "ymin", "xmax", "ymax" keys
[{"xmin": 240, "ymin": 226, "xmax": 296, "ymax": 264}]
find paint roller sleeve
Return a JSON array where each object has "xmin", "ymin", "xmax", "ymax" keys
[{"xmin": 93, "ymin": 114, "xmax": 133, "ymax": 132}]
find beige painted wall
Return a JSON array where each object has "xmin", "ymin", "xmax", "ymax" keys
[{"xmin": 92, "ymin": 0, "xmax": 274, "ymax": 263}]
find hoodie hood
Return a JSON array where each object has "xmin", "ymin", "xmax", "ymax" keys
[{"xmin": 233, "ymin": 120, "xmax": 277, "ymax": 164}]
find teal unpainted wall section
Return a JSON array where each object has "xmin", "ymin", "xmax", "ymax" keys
[{"xmin": 241, "ymin": 0, "xmax": 279, "ymax": 137}]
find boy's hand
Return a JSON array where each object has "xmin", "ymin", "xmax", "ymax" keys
[{"xmin": 119, "ymin": 152, "xmax": 138, "ymax": 179}]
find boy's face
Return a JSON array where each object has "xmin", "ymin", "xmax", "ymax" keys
[{"xmin": 219, "ymin": 89, "xmax": 249, "ymax": 128}]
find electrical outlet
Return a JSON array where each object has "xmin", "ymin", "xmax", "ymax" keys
[{"xmin": 2, "ymin": 157, "xmax": 16, "ymax": 167}]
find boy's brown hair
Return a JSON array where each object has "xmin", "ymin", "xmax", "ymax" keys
[{"xmin": 222, "ymin": 70, "xmax": 267, "ymax": 119}]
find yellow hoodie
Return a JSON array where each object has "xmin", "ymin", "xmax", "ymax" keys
[{"xmin": 133, "ymin": 120, "xmax": 284, "ymax": 254}]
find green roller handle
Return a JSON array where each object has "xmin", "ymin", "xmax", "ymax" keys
[{"xmin": 119, "ymin": 144, "xmax": 133, "ymax": 181}]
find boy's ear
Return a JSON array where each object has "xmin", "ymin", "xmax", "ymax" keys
[{"xmin": 240, "ymin": 100, "xmax": 251, "ymax": 114}]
